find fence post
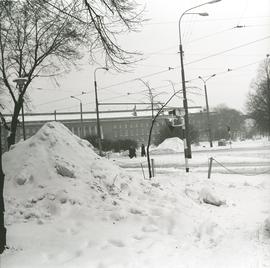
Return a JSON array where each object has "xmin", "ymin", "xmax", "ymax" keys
[
  {"xmin": 140, "ymin": 163, "xmax": 146, "ymax": 180},
  {"xmin": 151, "ymin": 158, "xmax": 155, "ymax": 177},
  {"xmin": 208, "ymin": 157, "xmax": 213, "ymax": 179}
]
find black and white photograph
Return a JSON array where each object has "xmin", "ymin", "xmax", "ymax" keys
[{"xmin": 0, "ymin": 0, "xmax": 270, "ymax": 267}]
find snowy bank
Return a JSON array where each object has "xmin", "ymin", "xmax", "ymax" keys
[
  {"xmin": 3, "ymin": 122, "xmax": 140, "ymax": 224},
  {"xmin": 150, "ymin": 137, "xmax": 184, "ymax": 154},
  {"xmin": 2, "ymin": 122, "xmax": 270, "ymax": 268}
]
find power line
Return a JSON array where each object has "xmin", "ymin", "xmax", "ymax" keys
[
  {"xmin": 143, "ymin": 15, "xmax": 270, "ymax": 26},
  {"xmin": 50, "ymin": 82, "xmax": 179, "ymax": 112},
  {"xmin": 143, "ymin": 24, "xmax": 270, "ymax": 58},
  {"xmin": 186, "ymin": 60, "xmax": 261, "ymax": 83},
  {"xmin": 35, "ymin": 36, "xmax": 269, "ymax": 108},
  {"xmin": 186, "ymin": 27, "xmax": 234, "ymax": 45},
  {"xmin": 185, "ymin": 35, "xmax": 270, "ymax": 66}
]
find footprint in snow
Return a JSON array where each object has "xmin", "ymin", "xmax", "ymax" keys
[
  {"xmin": 142, "ymin": 225, "xmax": 159, "ymax": 233},
  {"xmin": 133, "ymin": 234, "xmax": 147, "ymax": 240},
  {"xmin": 108, "ymin": 239, "xmax": 125, "ymax": 247}
]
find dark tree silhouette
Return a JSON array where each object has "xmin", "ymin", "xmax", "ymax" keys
[
  {"xmin": 0, "ymin": 0, "xmax": 143, "ymax": 147},
  {"xmin": 210, "ymin": 104, "xmax": 245, "ymax": 140},
  {"xmin": 246, "ymin": 56, "xmax": 270, "ymax": 136}
]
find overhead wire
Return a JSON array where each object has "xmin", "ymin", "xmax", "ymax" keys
[
  {"xmin": 36, "ymin": 36, "xmax": 269, "ymax": 108},
  {"xmin": 140, "ymin": 23, "xmax": 268, "ymax": 59},
  {"xmin": 185, "ymin": 35, "xmax": 270, "ymax": 66},
  {"xmin": 186, "ymin": 60, "xmax": 261, "ymax": 83},
  {"xmin": 186, "ymin": 27, "xmax": 235, "ymax": 44},
  {"xmin": 143, "ymin": 15, "xmax": 270, "ymax": 26}
]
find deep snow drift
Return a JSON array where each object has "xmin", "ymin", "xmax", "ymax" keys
[
  {"xmin": 150, "ymin": 137, "xmax": 184, "ymax": 154},
  {"xmin": 3, "ymin": 122, "xmax": 139, "ymax": 224},
  {"xmin": 2, "ymin": 122, "xmax": 270, "ymax": 268}
]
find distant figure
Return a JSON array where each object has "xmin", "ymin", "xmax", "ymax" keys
[
  {"xmin": 129, "ymin": 146, "xmax": 136, "ymax": 159},
  {"xmin": 141, "ymin": 143, "xmax": 146, "ymax": 157}
]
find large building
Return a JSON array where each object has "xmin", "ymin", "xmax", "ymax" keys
[
  {"xmin": 2, "ymin": 111, "xmax": 238, "ymax": 151},
  {"xmin": 1, "ymin": 115, "xmax": 169, "ymax": 151}
]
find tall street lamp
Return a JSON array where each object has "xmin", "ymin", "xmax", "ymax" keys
[
  {"xmin": 70, "ymin": 93, "xmax": 85, "ymax": 138},
  {"xmin": 178, "ymin": 0, "xmax": 222, "ymax": 164},
  {"xmin": 13, "ymin": 77, "xmax": 28, "ymax": 140},
  {"xmin": 266, "ymin": 54, "xmax": 270, "ymax": 137},
  {"xmin": 198, "ymin": 74, "xmax": 216, "ymax": 147},
  {"xmin": 94, "ymin": 67, "xmax": 109, "ymax": 156}
]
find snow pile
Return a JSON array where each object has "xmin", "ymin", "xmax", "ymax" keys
[
  {"xmin": 2, "ymin": 124, "xmax": 270, "ymax": 268},
  {"xmin": 151, "ymin": 137, "xmax": 184, "ymax": 154},
  {"xmin": 199, "ymin": 187, "xmax": 226, "ymax": 207},
  {"xmin": 3, "ymin": 121, "xmax": 136, "ymax": 223}
]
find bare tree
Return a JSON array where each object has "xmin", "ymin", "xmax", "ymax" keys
[
  {"xmin": 246, "ymin": 56, "xmax": 270, "ymax": 136},
  {"xmin": 0, "ymin": 0, "xmax": 143, "ymax": 147},
  {"xmin": 137, "ymin": 79, "xmax": 164, "ymax": 118}
]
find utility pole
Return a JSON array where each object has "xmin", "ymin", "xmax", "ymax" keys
[
  {"xmin": 178, "ymin": 0, "xmax": 221, "ymax": 165},
  {"xmin": 266, "ymin": 54, "xmax": 270, "ymax": 138},
  {"xmin": 94, "ymin": 67, "xmax": 109, "ymax": 156},
  {"xmin": 179, "ymin": 8, "xmax": 208, "ymax": 160},
  {"xmin": 79, "ymin": 101, "xmax": 83, "ymax": 137},
  {"xmin": 94, "ymin": 78, "xmax": 102, "ymax": 155},
  {"xmin": 198, "ymin": 74, "xmax": 216, "ymax": 147},
  {"xmin": 70, "ymin": 94, "xmax": 85, "ymax": 138}
]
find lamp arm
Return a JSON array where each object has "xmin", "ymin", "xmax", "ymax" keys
[
  {"xmin": 94, "ymin": 67, "xmax": 108, "ymax": 81},
  {"xmin": 178, "ymin": 1, "xmax": 214, "ymax": 43}
]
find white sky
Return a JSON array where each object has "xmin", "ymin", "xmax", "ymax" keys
[{"xmin": 29, "ymin": 0, "xmax": 270, "ymax": 116}]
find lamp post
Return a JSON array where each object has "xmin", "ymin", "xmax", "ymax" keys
[
  {"xmin": 94, "ymin": 67, "xmax": 109, "ymax": 156},
  {"xmin": 178, "ymin": 0, "xmax": 222, "ymax": 167},
  {"xmin": 198, "ymin": 74, "xmax": 216, "ymax": 147},
  {"xmin": 13, "ymin": 77, "xmax": 28, "ymax": 140},
  {"xmin": 70, "ymin": 93, "xmax": 85, "ymax": 138}
]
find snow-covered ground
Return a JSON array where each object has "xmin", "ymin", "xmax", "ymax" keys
[{"xmin": 1, "ymin": 122, "xmax": 270, "ymax": 268}]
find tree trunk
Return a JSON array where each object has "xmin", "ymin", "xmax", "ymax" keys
[
  {"xmin": 0, "ymin": 123, "xmax": 7, "ymax": 254},
  {"xmin": 7, "ymin": 100, "xmax": 22, "ymax": 149}
]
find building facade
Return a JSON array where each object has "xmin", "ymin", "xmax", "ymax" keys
[
  {"xmin": 1, "ymin": 115, "xmax": 168, "ymax": 151},
  {"xmin": 2, "ymin": 111, "xmax": 235, "ymax": 151}
]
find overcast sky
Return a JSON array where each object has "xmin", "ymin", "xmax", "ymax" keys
[{"xmin": 29, "ymin": 0, "xmax": 270, "ymax": 116}]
